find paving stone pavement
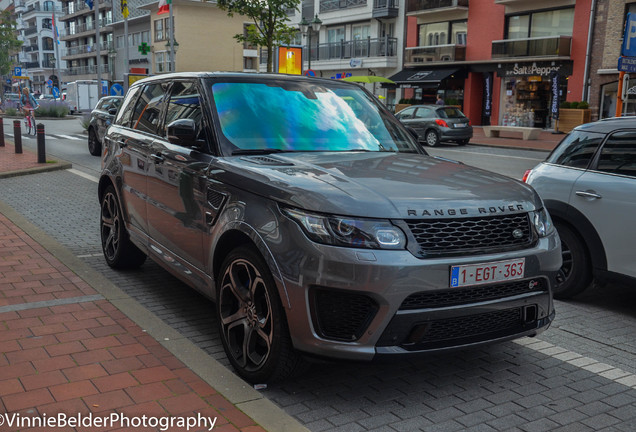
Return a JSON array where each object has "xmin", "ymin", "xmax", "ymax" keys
[{"xmin": 0, "ymin": 169, "xmax": 635, "ymax": 432}]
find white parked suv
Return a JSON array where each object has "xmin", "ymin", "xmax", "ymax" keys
[{"xmin": 525, "ymin": 117, "xmax": 636, "ymax": 298}]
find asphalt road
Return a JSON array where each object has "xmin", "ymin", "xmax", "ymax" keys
[{"xmin": 1, "ymin": 122, "xmax": 634, "ymax": 431}]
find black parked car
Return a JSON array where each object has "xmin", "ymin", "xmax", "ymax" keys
[
  {"xmin": 88, "ymin": 96, "xmax": 123, "ymax": 156},
  {"xmin": 396, "ymin": 105, "xmax": 473, "ymax": 146}
]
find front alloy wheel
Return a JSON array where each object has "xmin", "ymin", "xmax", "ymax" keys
[
  {"xmin": 88, "ymin": 128, "xmax": 101, "ymax": 156},
  {"xmin": 217, "ymin": 247, "xmax": 304, "ymax": 383},
  {"xmin": 100, "ymin": 185, "xmax": 146, "ymax": 269}
]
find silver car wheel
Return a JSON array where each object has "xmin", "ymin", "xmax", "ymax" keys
[
  {"xmin": 219, "ymin": 258, "xmax": 273, "ymax": 371},
  {"xmin": 100, "ymin": 190, "xmax": 121, "ymax": 262}
]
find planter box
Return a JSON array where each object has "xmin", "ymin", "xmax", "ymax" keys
[
  {"xmin": 558, "ymin": 109, "xmax": 591, "ymax": 133},
  {"xmin": 395, "ymin": 103, "xmax": 411, "ymax": 113}
]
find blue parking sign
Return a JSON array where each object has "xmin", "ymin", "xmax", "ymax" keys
[
  {"xmin": 622, "ymin": 13, "xmax": 636, "ymax": 57},
  {"xmin": 14, "ymin": 67, "xmax": 21, "ymax": 77}
]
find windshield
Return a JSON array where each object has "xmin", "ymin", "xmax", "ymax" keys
[{"xmin": 209, "ymin": 80, "xmax": 417, "ymax": 156}]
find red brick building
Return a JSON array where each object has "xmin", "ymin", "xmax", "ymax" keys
[{"xmin": 392, "ymin": 0, "xmax": 593, "ymax": 128}]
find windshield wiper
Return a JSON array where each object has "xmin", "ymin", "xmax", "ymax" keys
[{"xmin": 232, "ymin": 148, "xmax": 291, "ymax": 156}]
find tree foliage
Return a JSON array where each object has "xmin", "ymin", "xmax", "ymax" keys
[
  {"xmin": 0, "ymin": 11, "xmax": 22, "ymax": 76},
  {"xmin": 216, "ymin": 0, "xmax": 300, "ymax": 73},
  {"xmin": 0, "ymin": 10, "xmax": 23, "ymax": 97}
]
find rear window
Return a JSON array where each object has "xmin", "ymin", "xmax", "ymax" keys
[
  {"xmin": 436, "ymin": 107, "xmax": 465, "ymax": 119},
  {"xmin": 546, "ymin": 131, "xmax": 604, "ymax": 168}
]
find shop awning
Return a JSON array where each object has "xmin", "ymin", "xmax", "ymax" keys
[{"xmin": 388, "ymin": 68, "xmax": 460, "ymax": 87}]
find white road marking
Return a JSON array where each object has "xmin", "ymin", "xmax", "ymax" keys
[
  {"xmin": 514, "ymin": 337, "xmax": 636, "ymax": 388},
  {"xmin": 56, "ymin": 134, "xmax": 83, "ymax": 140},
  {"xmin": 69, "ymin": 168, "xmax": 99, "ymax": 183}
]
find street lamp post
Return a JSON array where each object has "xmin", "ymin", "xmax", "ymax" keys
[
  {"xmin": 164, "ymin": 39, "xmax": 179, "ymax": 72},
  {"xmin": 299, "ymin": 14, "xmax": 322, "ymax": 71}
]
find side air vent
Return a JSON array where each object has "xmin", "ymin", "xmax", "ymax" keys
[{"xmin": 207, "ymin": 189, "xmax": 226, "ymax": 210}]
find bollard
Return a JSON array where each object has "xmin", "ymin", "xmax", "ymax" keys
[
  {"xmin": 13, "ymin": 120, "xmax": 22, "ymax": 154},
  {"xmin": 0, "ymin": 118, "xmax": 4, "ymax": 147},
  {"xmin": 37, "ymin": 123, "xmax": 46, "ymax": 163}
]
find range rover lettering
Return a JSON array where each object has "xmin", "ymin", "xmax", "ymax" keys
[{"xmin": 99, "ymin": 72, "xmax": 561, "ymax": 383}]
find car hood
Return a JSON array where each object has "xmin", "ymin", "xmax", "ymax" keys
[{"xmin": 213, "ymin": 152, "xmax": 540, "ymax": 219}]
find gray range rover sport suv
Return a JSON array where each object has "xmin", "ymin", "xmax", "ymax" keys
[{"xmin": 99, "ymin": 72, "xmax": 561, "ymax": 383}]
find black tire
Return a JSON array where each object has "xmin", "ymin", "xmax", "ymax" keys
[
  {"xmin": 88, "ymin": 128, "xmax": 101, "ymax": 156},
  {"xmin": 458, "ymin": 139, "xmax": 469, "ymax": 146},
  {"xmin": 425, "ymin": 129, "xmax": 440, "ymax": 147},
  {"xmin": 553, "ymin": 222, "xmax": 592, "ymax": 299},
  {"xmin": 217, "ymin": 246, "xmax": 306, "ymax": 383},
  {"xmin": 100, "ymin": 185, "xmax": 146, "ymax": 269}
]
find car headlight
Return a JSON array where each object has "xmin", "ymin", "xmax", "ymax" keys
[
  {"xmin": 282, "ymin": 208, "xmax": 406, "ymax": 250},
  {"xmin": 531, "ymin": 208, "xmax": 555, "ymax": 237}
]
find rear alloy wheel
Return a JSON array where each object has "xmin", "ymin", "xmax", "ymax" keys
[
  {"xmin": 217, "ymin": 246, "xmax": 305, "ymax": 383},
  {"xmin": 425, "ymin": 130, "xmax": 440, "ymax": 147},
  {"xmin": 553, "ymin": 222, "xmax": 592, "ymax": 299},
  {"xmin": 88, "ymin": 128, "xmax": 101, "ymax": 156},
  {"xmin": 100, "ymin": 185, "xmax": 146, "ymax": 269}
]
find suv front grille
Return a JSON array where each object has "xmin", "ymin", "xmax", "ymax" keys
[
  {"xmin": 311, "ymin": 289, "xmax": 378, "ymax": 342},
  {"xmin": 405, "ymin": 214, "xmax": 533, "ymax": 257},
  {"xmin": 400, "ymin": 279, "xmax": 547, "ymax": 310}
]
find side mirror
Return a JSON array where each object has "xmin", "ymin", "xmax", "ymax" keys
[
  {"xmin": 167, "ymin": 118, "xmax": 197, "ymax": 146},
  {"xmin": 108, "ymin": 107, "xmax": 118, "ymax": 116}
]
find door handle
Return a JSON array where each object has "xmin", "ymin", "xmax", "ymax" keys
[
  {"xmin": 150, "ymin": 153, "xmax": 165, "ymax": 164},
  {"xmin": 575, "ymin": 190, "xmax": 602, "ymax": 199}
]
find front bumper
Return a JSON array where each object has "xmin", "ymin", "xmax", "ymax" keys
[{"xmin": 269, "ymin": 220, "xmax": 560, "ymax": 361}]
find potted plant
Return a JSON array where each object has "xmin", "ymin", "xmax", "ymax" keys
[{"xmin": 558, "ymin": 101, "xmax": 591, "ymax": 133}]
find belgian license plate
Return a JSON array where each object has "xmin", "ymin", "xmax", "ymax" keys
[
  {"xmin": 454, "ymin": 123, "xmax": 466, "ymax": 128},
  {"xmin": 450, "ymin": 258, "xmax": 525, "ymax": 288}
]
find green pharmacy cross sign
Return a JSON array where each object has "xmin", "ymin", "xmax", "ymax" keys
[{"xmin": 138, "ymin": 42, "xmax": 151, "ymax": 55}]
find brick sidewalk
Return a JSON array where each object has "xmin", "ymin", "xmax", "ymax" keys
[{"xmin": 0, "ymin": 213, "xmax": 267, "ymax": 432}]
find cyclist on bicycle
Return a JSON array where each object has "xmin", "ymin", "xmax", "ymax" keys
[{"xmin": 20, "ymin": 87, "xmax": 39, "ymax": 125}]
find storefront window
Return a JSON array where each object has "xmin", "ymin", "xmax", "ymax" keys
[{"xmin": 500, "ymin": 77, "xmax": 553, "ymax": 128}]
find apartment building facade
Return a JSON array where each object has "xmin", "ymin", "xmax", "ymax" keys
[
  {"xmin": 284, "ymin": 0, "xmax": 404, "ymax": 109},
  {"xmin": 588, "ymin": 0, "xmax": 635, "ymax": 120},
  {"xmin": 57, "ymin": 0, "xmax": 113, "ymax": 82},
  {"xmin": 13, "ymin": 0, "xmax": 65, "ymax": 94},
  {"xmin": 397, "ymin": 0, "xmax": 593, "ymax": 127}
]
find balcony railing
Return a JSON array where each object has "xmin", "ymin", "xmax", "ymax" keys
[
  {"xmin": 66, "ymin": 64, "xmax": 109, "ymax": 76},
  {"xmin": 491, "ymin": 35, "xmax": 571, "ymax": 59},
  {"xmin": 25, "ymin": 61, "xmax": 41, "ymax": 68},
  {"xmin": 407, "ymin": 0, "xmax": 468, "ymax": 14},
  {"xmin": 63, "ymin": 18, "xmax": 113, "ymax": 37},
  {"xmin": 24, "ymin": 27, "xmax": 39, "ymax": 36},
  {"xmin": 62, "ymin": 0, "xmax": 112, "ymax": 16},
  {"xmin": 320, "ymin": 0, "xmax": 366, "ymax": 13},
  {"xmin": 308, "ymin": 36, "xmax": 398, "ymax": 62},
  {"xmin": 404, "ymin": 44, "xmax": 466, "ymax": 65},
  {"xmin": 23, "ymin": 44, "xmax": 39, "ymax": 52},
  {"xmin": 65, "ymin": 42, "xmax": 114, "ymax": 56},
  {"xmin": 373, "ymin": 0, "xmax": 399, "ymax": 18}
]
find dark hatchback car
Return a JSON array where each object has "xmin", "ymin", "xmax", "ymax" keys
[
  {"xmin": 88, "ymin": 96, "xmax": 123, "ymax": 156},
  {"xmin": 396, "ymin": 105, "xmax": 473, "ymax": 147},
  {"xmin": 99, "ymin": 72, "xmax": 560, "ymax": 383}
]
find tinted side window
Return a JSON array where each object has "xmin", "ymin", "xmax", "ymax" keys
[
  {"xmin": 595, "ymin": 131, "xmax": 636, "ymax": 177},
  {"xmin": 546, "ymin": 131, "xmax": 604, "ymax": 168},
  {"xmin": 131, "ymin": 83, "xmax": 166, "ymax": 134},
  {"xmin": 397, "ymin": 107, "xmax": 415, "ymax": 119},
  {"xmin": 164, "ymin": 81, "xmax": 203, "ymax": 141},
  {"xmin": 115, "ymin": 86, "xmax": 142, "ymax": 127}
]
